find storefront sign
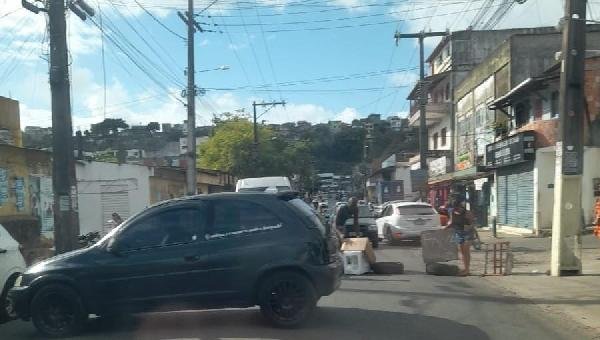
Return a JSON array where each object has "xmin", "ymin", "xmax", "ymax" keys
[
  {"xmin": 485, "ymin": 131, "xmax": 535, "ymax": 168},
  {"xmin": 0, "ymin": 168, "xmax": 7, "ymax": 205},
  {"xmin": 411, "ymin": 169, "xmax": 427, "ymax": 192},
  {"xmin": 429, "ymin": 156, "xmax": 448, "ymax": 177},
  {"xmin": 14, "ymin": 177, "xmax": 24, "ymax": 211}
]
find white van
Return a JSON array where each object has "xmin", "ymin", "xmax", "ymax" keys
[{"xmin": 235, "ymin": 176, "xmax": 292, "ymax": 193}]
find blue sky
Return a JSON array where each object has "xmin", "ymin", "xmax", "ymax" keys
[{"xmin": 0, "ymin": 0, "xmax": 584, "ymax": 130}]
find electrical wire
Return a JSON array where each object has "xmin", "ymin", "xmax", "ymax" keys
[
  {"xmin": 133, "ymin": 0, "xmax": 186, "ymax": 40},
  {"xmin": 254, "ymin": 5, "xmax": 283, "ymax": 101}
]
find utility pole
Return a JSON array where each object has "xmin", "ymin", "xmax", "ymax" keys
[
  {"xmin": 24, "ymin": 0, "xmax": 94, "ymax": 254},
  {"xmin": 178, "ymin": 1, "xmax": 216, "ymax": 196},
  {"xmin": 252, "ymin": 101, "xmax": 286, "ymax": 166},
  {"xmin": 551, "ymin": 0, "xmax": 587, "ymax": 276},
  {"xmin": 394, "ymin": 30, "xmax": 447, "ymax": 197}
]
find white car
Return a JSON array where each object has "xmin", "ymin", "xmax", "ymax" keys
[
  {"xmin": 375, "ymin": 202, "xmax": 441, "ymax": 244},
  {"xmin": 0, "ymin": 223, "xmax": 26, "ymax": 323},
  {"xmin": 235, "ymin": 176, "xmax": 292, "ymax": 193}
]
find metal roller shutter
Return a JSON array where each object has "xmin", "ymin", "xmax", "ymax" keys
[
  {"xmin": 101, "ymin": 184, "xmax": 130, "ymax": 233},
  {"xmin": 496, "ymin": 162, "xmax": 534, "ymax": 229},
  {"xmin": 497, "ymin": 174, "xmax": 508, "ymax": 225}
]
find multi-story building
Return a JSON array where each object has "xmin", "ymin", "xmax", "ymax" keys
[
  {"xmin": 483, "ymin": 55, "xmax": 600, "ymax": 234},
  {"xmin": 406, "ymin": 27, "xmax": 558, "ymax": 209},
  {"xmin": 450, "ymin": 25, "xmax": 600, "ymax": 230}
]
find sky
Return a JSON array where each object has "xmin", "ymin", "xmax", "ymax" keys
[{"xmin": 0, "ymin": 0, "xmax": 589, "ymax": 131}]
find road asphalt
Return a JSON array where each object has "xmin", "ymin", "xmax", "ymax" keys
[{"xmin": 2, "ymin": 242, "xmax": 597, "ymax": 340}]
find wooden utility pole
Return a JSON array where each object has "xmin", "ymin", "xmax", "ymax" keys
[
  {"xmin": 551, "ymin": 0, "xmax": 587, "ymax": 276},
  {"xmin": 24, "ymin": 0, "xmax": 94, "ymax": 253},
  {"xmin": 48, "ymin": 0, "xmax": 79, "ymax": 253},
  {"xmin": 394, "ymin": 30, "xmax": 447, "ymax": 197}
]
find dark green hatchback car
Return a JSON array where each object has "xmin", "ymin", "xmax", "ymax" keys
[{"xmin": 9, "ymin": 192, "xmax": 342, "ymax": 337}]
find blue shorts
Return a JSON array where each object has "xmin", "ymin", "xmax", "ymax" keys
[{"xmin": 453, "ymin": 229, "xmax": 474, "ymax": 245}]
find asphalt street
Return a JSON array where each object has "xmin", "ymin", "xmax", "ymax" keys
[{"xmin": 1, "ymin": 243, "xmax": 596, "ymax": 340}]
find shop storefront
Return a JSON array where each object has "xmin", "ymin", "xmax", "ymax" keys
[{"xmin": 486, "ymin": 131, "xmax": 536, "ymax": 229}]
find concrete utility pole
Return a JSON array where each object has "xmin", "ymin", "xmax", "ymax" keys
[
  {"xmin": 252, "ymin": 101, "xmax": 285, "ymax": 163},
  {"xmin": 181, "ymin": 0, "xmax": 197, "ymax": 196},
  {"xmin": 394, "ymin": 30, "xmax": 447, "ymax": 196},
  {"xmin": 551, "ymin": 0, "xmax": 587, "ymax": 276},
  {"xmin": 395, "ymin": 31, "xmax": 447, "ymax": 170},
  {"xmin": 24, "ymin": 0, "xmax": 94, "ymax": 253}
]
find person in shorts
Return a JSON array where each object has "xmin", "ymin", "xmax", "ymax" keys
[{"xmin": 443, "ymin": 200, "xmax": 474, "ymax": 276}]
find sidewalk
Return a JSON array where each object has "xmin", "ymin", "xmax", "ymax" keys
[{"xmin": 470, "ymin": 231, "xmax": 600, "ymax": 336}]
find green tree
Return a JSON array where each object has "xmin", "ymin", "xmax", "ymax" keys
[
  {"xmin": 91, "ymin": 118, "xmax": 129, "ymax": 136},
  {"xmin": 147, "ymin": 121, "xmax": 160, "ymax": 132}
]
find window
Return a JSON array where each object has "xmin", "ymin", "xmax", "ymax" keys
[
  {"xmin": 551, "ymin": 91, "xmax": 559, "ymax": 118},
  {"xmin": 118, "ymin": 206, "xmax": 204, "ymax": 251},
  {"xmin": 445, "ymin": 83, "xmax": 450, "ymax": 101},
  {"xmin": 433, "ymin": 132, "xmax": 439, "ymax": 149},
  {"xmin": 397, "ymin": 205, "xmax": 436, "ymax": 215},
  {"xmin": 208, "ymin": 200, "xmax": 283, "ymax": 239},
  {"xmin": 441, "ymin": 128, "xmax": 447, "ymax": 146},
  {"xmin": 515, "ymin": 102, "xmax": 530, "ymax": 128}
]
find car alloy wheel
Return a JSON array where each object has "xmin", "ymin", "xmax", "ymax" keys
[
  {"xmin": 31, "ymin": 284, "xmax": 87, "ymax": 337},
  {"xmin": 259, "ymin": 271, "xmax": 316, "ymax": 328}
]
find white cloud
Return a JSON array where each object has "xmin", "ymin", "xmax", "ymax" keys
[
  {"xmin": 334, "ymin": 107, "xmax": 360, "ymax": 123},
  {"xmin": 388, "ymin": 72, "xmax": 419, "ymax": 87},
  {"xmin": 331, "ymin": 0, "xmax": 377, "ymax": 12}
]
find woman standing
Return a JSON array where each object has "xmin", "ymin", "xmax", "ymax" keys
[{"xmin": 444, "ymin": 200, "xmax": 474, "ymax": 276}]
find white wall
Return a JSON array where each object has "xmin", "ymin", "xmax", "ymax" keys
[
  {"xmin": 394, "ymin": 165, "xmax": 418, "ymax": 200},
  {"xmin": 582, "ymin": 147, "xmax": 600, "ymax": 225},
  {"xmin": 533, "ymin": 146, "xmax": 600, "ymax": 233},
  {"xmin": 429, "ymin": 114, "xmax": 452, "ymax": 151},
  {"xmin": 76, "ymin": 161, "xmax": 153, "ymax": 234}
]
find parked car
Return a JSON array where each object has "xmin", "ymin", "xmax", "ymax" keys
[
  {"xmin": 0, "ymin": 223, "xmax": 26, "ymax": 324},
  {"xmin": 235, "ymin": 176, "xmax": 292, "ymax": 193},
  {"xmin": 9, "ymin": 192, "xmax": 342, "ymax": 337},
  {"xmin": 342, "ymin": 204, "xmax": 379, "ymax": 248},
  {"xmin": 375, "ymin": 202, "xmax": 441, "ymax": 244}
]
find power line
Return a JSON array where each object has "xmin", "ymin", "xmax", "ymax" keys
[
  {"xmin": 133, "ymin": 0, "xmax": 186, "ymax": 39},
  {"xmin": 254, "ymin": 5, "xmax": 282, "ymax": 100}
]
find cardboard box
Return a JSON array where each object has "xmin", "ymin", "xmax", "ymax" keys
[
  {"xmin": 341, "ymin": 237, "xmax": 376, "ymax": 264},
  {"xmin": 421, "ymin": 229, "xmax": 458, "ymax": 263}
]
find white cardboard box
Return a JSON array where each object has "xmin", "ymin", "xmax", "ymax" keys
[{"xmin": 343, "ymin": 250, "xmax": 371, "ymax": 275}]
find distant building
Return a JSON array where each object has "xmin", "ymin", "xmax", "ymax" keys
[
  {"xmin": 0, "ymin": 96, "xmax": 22, "ymax": 146},
  {"xmin": 179, "ymin": 136, "xmax": 209, "ymax": 155},
  {"xmin": 161, "ymin": 123, "xmax": 172, "ymax": 132}
]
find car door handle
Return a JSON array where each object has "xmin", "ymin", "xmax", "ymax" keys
[
  {"xmin": 184, "ymin": 255, "xmax": 200, "ymax": 262},
  {"xmin": 0, "ymin": 248, "xmax": 7, "ymax": 254}
]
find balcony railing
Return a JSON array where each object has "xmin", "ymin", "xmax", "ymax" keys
[{"xmin": 408, "ymin": 102, "xmax": 451, "ymax": 127}]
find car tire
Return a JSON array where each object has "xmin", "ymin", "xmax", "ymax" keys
[
  {"xmin": 372, "ymin": 262, "xmax": 404, "ymax": 274},
  {"xmin": 31, "ymin": 284, "xmax": 88, "ymax": 338},
  {"xmin": 0, "ymin": 274, "xmax": 19, "ymax": 324},
  {"xmin": 258, "ymin": 271, "xmax": 317, "ymax": 328}
]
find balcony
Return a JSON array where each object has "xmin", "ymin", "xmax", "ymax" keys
[{"xmin": 408, "ymin": 102, "xmax": 451, "ymax": 127}]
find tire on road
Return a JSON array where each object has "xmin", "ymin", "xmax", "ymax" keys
[
  {"xmin": 372, "ymin": 262, "xmax": 404, "ymax": 274},
  {"xmin": 0, "ymin": 274, "xmax": 19, "ymax": 324},
  {"xmin": 30, "ymin": 284, "xmax": 88, "ymax": 338},
  {"xmin": 425, "ymin": 262, "xmax": 460, "ymax": 276},
  {"xmin": 257, "ymin": 271, "xmax": 317, "ymax": 328}
]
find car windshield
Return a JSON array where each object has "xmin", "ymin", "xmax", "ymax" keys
[{"xmin": 397, "ymin": 205, "xmax": 436, "ymax": 216}]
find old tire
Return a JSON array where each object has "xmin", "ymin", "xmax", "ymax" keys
[
  {"xmin": 31, "ymin": 284, "xmax": 87, "ymax": 338},
  {"xmin": 372, "ymin": 262, "xmax": 404, "ymax": 274},
  {"xmin": 0, "ymin": 274, "xmax": 18, "ymax": 324},
  {"xmin": 425, "ymin": 262, "xmax": 460, "ymax": 276},
  {"xmin": 258, "ymin": 271, "xmax": 317, "ymax": 328}
]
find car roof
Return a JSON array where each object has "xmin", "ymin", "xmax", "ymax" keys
[
  {"xmin": 390, "ymin": 201, "xmax": 433, "ymax": 208},
  {"xmin": 150, "ymin": 191, "xmax": 298, "ymax": 209}
]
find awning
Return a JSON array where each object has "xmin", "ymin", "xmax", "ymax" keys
[
  {"xmin": 488, "ymin": 75, "xmax": 557, "ymax": 110},
  {"xmin": 427, "ymin": 167, "xmax": 491, "ymax": 185}
]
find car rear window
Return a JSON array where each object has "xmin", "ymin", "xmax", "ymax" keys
[
  {"xmin": 288, "ymin": 198, "xmax": 326, "ymax": 236},
  {"xmin": 397, "ymin": 205, "xmax": 436, "ymax": 215}
]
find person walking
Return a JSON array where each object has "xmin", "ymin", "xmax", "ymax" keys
[
  {"xmin": 334, "ymin": 197, "xmax": 359, "ymax": 237},
  {"xmin": 444, "ymin": 200, "xmax": 474, "ymax": 276}
]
